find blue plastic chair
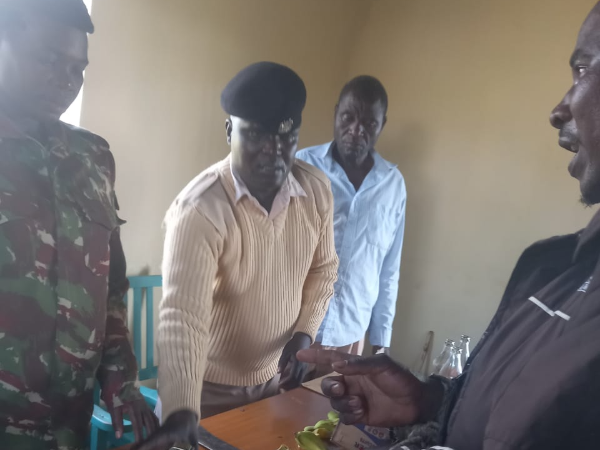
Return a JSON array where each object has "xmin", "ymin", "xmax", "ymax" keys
[{"xmin": 90, "ymin": 275, "xmax": 162, "ymax": 450}]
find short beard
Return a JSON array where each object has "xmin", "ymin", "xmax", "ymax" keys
[{"xmin": 580, "ymin": 195, "xmax": 594, "ymax": 208}]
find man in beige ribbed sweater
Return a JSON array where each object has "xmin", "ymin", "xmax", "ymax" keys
[{"xmin": 134, "ymin": 62, "xmax": 338, "ymax": 450}]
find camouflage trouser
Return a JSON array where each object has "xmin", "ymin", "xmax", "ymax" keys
[
  {"xmin": 0, "ymin": 427, "xmax": 89, "ymax": 450},
  {"xmin": 0, "ymin": 427, "xmax": 88, "ymax": 450},
  {"xmin": 0, "ymin": 433, "xmax": 85, "ymax": 450},
  {"xmin": 0, "ymin": 415, "xmax": 91, "ymax": 450}
]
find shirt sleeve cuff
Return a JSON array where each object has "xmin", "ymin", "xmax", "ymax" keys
[
  {"xmin": 368, "ymin": 327, "xmax": 392, "ymax": 347},
  {"xmin": 158, "ymin": 377, "xmax": 203, "ymax": 422}
]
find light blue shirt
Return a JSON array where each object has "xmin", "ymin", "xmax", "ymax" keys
[{"xmin": 296, "ymin": 142, "xmax": 406, "ymax": 347}]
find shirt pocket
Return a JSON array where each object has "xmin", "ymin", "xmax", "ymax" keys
[
  {"xmin": 0, "ymin": 206, "xmax": 37, "ymax": 278},
  {"xmin": 367, "ymin": 203, "xmax": 398, "ymax": 251},
  {"xmin": 78, "ymin": 201, "xmax": 117, "ymax": 277},
  {"xmin": 56, "ymin": 155, "xmax": 118, "ymax": 278}
]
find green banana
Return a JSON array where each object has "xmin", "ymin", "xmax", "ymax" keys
[
  {"xmin": 327, "ymin": 411, "xmax": 340, "ymax": 424},
  {"xmin": 313, "ymin": 428, "xmax": 332, "ymax": 439},
  {"xmin": 314, "ymin": 420, "xmax": 335, "ymax": 431},
  {"xmin": 295, "ymin": 431, "xmax": 328, "ymax": 450},
  {"xmin": 304, "ymin": 426, "xmax": 316, "ymax": 432}
]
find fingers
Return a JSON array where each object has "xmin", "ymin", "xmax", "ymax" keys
[
  {"xmin": 132, "ymin": 410, "xmax": 198, "ymax": 450},
  {"xmin": 111, "ymin": 406, "xmax": 124, "ymax": 440},
  {"xmin": 297, "ymin": 361, "xmax": 310, "ymax": 385},
  {"xmin": 321, "ymin": 376, "xmax": 365, "ymax": 424},
  {"xmin": 278, "ymin": 369, "xmax": 296, "ymax": 392},
  {"xmin": 331, "ymin": 395, "xmax": 365, "ymax": 415},
  {"xmin": 330, "ymin": 395, "xmax": 365, "ymax": 421},
  {"xmin": 332, "ymin": 354, "xmax": 394, "ymax": 376},
  {"xmin": 145, "ymin": 409, "xmax": 160, "ymax": 435},
  {"xmin": 118, "ymin": 403, "xmax": 160, "ymax": 443},
  {"xmin": 338, "ymin": 409, "xmax": 366, "ymax": 425},
  {"xmin": 131, "ymin": 405, "xmax": 144, "ymax": 442},
  {"xmin": 321, "ymin": 376, "xmax": 346, "ymax": 397},
  {"xmin": 290, "ymin": 358, "xmax": 306, "ymax": 387},
  {"xmin": 278, "ymin": 351, "xmax": 291, "ymax": 373},
  {"xmin": 279, "ymin": 356, "xmax": 308, "ymax": 391},
  {"xmin": 296, "ymin": 349, "xmax": 355, "ymax": 367},
  {"xmin": 295, "ymin": 348, "xmax": 317, "ymax": 363},
  {"xmin": 188, "ymin": 428, "xmax": 199, "ymax": 450}
]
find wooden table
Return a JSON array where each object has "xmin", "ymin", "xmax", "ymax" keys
[{"xmin": 117, "ymin": 387, "xmax": 331, "ymax": 450}]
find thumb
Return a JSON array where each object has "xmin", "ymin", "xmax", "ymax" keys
[
  {"xmin": 111, "ymin": 405, "xmax": 124, "ymax": 439},
  {"xmin": 278, "ymin": 352, "xmax": 290, "ymax": 373},
  {"xmin": 189, "ymin": 429, "xmax": 199, "ymax": 450}
]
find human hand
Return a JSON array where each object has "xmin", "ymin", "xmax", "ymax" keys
[
  {"xmin": 296, "ymin": 349, "xmax": 443, "ymax": 428},
  {"xmin": 131, "ymin": 409, "xmax": 198, "ymax": 450},
  {"xmin": 110, "ymin": 398, "xmax": 159, "ymax": 442},
  {"xmin": 278, "ymin": 332, "xmax": 312, "ymax": 391}
]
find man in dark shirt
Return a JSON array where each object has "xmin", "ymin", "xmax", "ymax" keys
[{"xmin": 297, "ymin": 2, "xmax": 600, "ymax": 449}]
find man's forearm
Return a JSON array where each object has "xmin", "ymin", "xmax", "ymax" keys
[
  {"xmin": 98, "ymin": 228, "xmax": 140, "ymax": 406},
  {"xmin": 158, "ymin": 204, "xmax": 220, "ymax": 420},
  {"xmin": 295, "ymin": 210, "xmax": 338, "ymax": 338},
  {"xmin": 295, "ymin": 270, "xmax": 336, "ymax": 338}
]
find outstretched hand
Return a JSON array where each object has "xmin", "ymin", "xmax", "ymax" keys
[
  {"xmin": 110, "ymin": 398, "xmax": 159, "ymax": 442},
  {"xmin": 296, "ymin": 349, "xmax": 443, "ymax": 428},
  {"xmin": 278, "ymin": 332, "xmax": 312, "ymax": 391}
]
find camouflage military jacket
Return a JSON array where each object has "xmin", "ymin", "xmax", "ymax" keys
[{"xmin": 0, "ymin": 116, "xmax": 141, "ymax": 450}]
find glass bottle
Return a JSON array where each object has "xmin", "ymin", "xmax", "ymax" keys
[
  {"xmin": 431, "ymin": 339, "xmax": 455, "ymax": 375},
  {"xmin": 458, "ymin": 335, "xmax": 471, "ymax": 367},
  {"xmin": 439, "ymin": 346, "xmax": 463, "ymax": 379}
]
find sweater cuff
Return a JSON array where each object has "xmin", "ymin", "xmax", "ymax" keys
[
  {"xmin": 158, "ymin": 377, "xmax": 203, "ymax": 421},
  {"xmin": 294, "ymin": 315, "xmax": 321, "ymax": 342}
]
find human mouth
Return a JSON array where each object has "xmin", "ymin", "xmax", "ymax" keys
[
  {"xmin": 568, "ymin": 151, "xmax": 582, "ymax": 178},
  {"xmin": 258, "ymin": 165, "xmax": 285, "ymax": 174},
  {"xmin": 343, "ymin": 140, "xmax": 365, "ymax": 153},
  {"xmin": 41, "ymin": 97, "xmax": 71, "ymax": 115},
  {"xmin": 558, "ymin": 131, "xmax": 583, "ymax": 178},
  {"xmin": 558, "ymin": 130, "xmax": 579, "ymax": 153}
]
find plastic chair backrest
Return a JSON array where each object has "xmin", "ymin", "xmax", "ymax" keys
[{"xmin": 126, "ymin": 275, "xmax": 162, "ymax": 381}]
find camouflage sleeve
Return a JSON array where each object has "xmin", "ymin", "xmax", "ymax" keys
[{"xmin": 96, "ymin": 226, "xmax": 142, "ymax": 408}]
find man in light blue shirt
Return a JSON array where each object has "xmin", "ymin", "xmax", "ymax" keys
[{"xmin": 296, "ymin": 76, "xmax": 406, "ymax": 370}]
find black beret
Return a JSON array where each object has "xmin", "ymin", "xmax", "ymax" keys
[
  {"xmin": 0, "ymin": 0, "xmax": 94, "ymax": 34},
  {"xmin": 221, "ymin": 61, "xmax": 307, "ymax": 135}
]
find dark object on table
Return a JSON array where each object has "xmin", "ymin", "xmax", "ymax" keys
[{"xmin": 197, "ymin": 425, "xmax": 241, "ymax": 450}]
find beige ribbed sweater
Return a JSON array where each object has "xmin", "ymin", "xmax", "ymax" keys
[{"xmin": 158, "ymin": 156, "xmax": 338, "ymax": 420}]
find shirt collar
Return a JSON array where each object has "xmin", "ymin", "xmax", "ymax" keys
[
  {"xmin": 229, "ymin": 160, "xmax": 307, "ymax": 204},
  {"xmin": 318, "ymin": 141, "xmax": 397, "ymax": 182},
  {"xmin": 0, "ymin": 111, "xmax": 29, "ymax": 139},
  {"xmin": 0, "ymin": 109, "xmax": 68, "ymax": 144},
  {"xmin": 573, "ymin": 208, "xmax": 600, "ymax": 262},
  {"xmin": 314, "ymin": 141, "xmax": 333, "ymax": 159}
]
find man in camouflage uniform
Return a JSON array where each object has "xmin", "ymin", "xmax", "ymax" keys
[{"xmin": 0, "ymin": 1, "xmax": 157, "ymax": 448}]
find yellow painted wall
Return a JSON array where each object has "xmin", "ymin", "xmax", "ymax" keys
[
  {"xmin": 81, "ymin": 0, "xmax": 370, "ymax": 275},
  {"xmin": 348, "ymin": 0, "xmax": 597, "ymax": 366},
  {"xmin": 81, "ymin": 0, "xmax": 598, "ymax": 368}
]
